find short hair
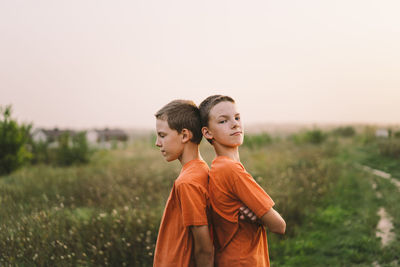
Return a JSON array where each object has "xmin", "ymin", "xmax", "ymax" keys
[
  {"xmin": 155, "ymin": 99, "xmax": 203, "ymax": 144},
  {"xmin": 199, "ymin": 95, "xmax": 235, "ymax": 127},
  {"xmin": 199, "ymin": 95, "xmax": 235, "ymax": 144}
]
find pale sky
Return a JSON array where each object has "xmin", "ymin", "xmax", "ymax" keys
[{"xmin": 1, "ymin": 0, "xmax": 399, "ymax": 130}]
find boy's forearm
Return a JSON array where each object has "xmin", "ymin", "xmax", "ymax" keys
[
  {"xmin": 190, "ymin": 225, "xmax": 214, "ymax": 267},
  {"xmin": 260, "ymin": 208, "xmax": 286, "ymax": 234}
]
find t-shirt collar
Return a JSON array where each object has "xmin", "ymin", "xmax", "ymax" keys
[{"xmin": 181, "ymin": 158, "xmax": 203, "ymax": 171}]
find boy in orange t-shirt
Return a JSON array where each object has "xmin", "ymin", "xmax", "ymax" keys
[
  {"xmin": 153, "ymin": 100, "xmax": 213, "ymax": 267},
  {"xmin": 199, "ymin": 95, "xmax": 286, "ymax": 266}
]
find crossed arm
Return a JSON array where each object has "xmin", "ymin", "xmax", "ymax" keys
[
  {"xmin": 189, "ymin": 207, "xmax": 284, "ymax": 267},
  {"xmin": 240, "ymin": 206, "xmax": 286, "ymax": 234}
]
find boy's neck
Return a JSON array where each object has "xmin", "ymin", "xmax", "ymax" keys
[
  {"xmin": 213, "ymin": 143, "xmax": 240, "ymax": 162},
  {"xmin": 178, "ymin": 142, "xmax": 202, "ymax": 166}
]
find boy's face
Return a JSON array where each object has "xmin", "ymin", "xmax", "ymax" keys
[
  {"xmin": 206, "ymin": 101, "xmax": 244, "ymax": 147},
  {"xmin": 155, "ymin": 118, "xmax": 184, "ymax": 162}
]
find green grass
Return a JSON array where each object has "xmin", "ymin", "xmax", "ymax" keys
[
  {"xmin": 356, "ymin": 140, "xmax": 400, "ymax": 179},
  {"xmin": 1, "ymin": 133, "xmax": 399, "ymax": 266},
  {"xmin": 266, "ymin": 136, "xmax": 400, "ymax": 266},
  {"xmin": 269, "ymin": 167, "xmax": 382, "ymax": 266},
  {"xmin": 0, "ymin": 142, "xmax": 177, "ymax": 266}
]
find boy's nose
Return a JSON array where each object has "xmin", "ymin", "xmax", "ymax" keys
[
  {"xmin": 155, "ymin": 138, "xmax": 161, "ymax": 147},
  {"xmin": 231, "ymin": 119, "xmax": 240, "ymax": 128}
]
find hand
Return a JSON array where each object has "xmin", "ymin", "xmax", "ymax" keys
[{"xmin": 239, "ymin": 206, "xmax": 257, "ymax": 223}]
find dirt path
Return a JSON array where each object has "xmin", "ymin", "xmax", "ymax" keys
[
  {"xmin": 360, "ymin": 165, "xmax": 400, "ymax": 191},
  {"xmin": 359, "ymin": 165, "xmax": 399, "ymax": 267},
  {"xmin": 357, "ymin": 165, "xmax": 397, "ymax": 247},
  {"xmin": 375, "ymin": 207, "xmax": 395, "ymax": 247}
]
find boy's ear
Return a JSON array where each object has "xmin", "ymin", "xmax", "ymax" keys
[
  {"xmin": 180, "ymin": 128, "xmax": 193, "ymax": 143},
  {"xmin": 202, "ymin": 126, "xmax": 213, "ymax": 140}
]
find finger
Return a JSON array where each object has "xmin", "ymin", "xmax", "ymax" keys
[
  {"xmin": 248, "ymin": 212, "xmax": 253, "ymax": 217},
  {"xmin": 243, "ymin": 209, "xmax": 249, "ymax": 214},
  {"xmin": 240, "ymin": 206, "xmax": 245, "ymax": 211},
  {"xmin": 251, "ymin": 215, "xmax": 257, "ymax": 221},
  {"xmin": 240, "ymin": 215, "xmax": 245, "ymax": 220}
]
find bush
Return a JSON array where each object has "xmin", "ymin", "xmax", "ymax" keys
[
  {"xmin": 378, "ymin": 139, "xmax": 400, "ymax": 159},
  {"xmin": 30, "ymin": 140, "xmax": 51, "ymax": 164},
  {"xmin": 358, "ymin": 126, "xmax": 376, "ymax": 145},
  {"xmin": 291, "ymin": 129, "xmax": 327, "ymax": 145},
  {"xmin": 29, "ymin": 131, "xmax": 91, "ymax": 166},
  {"xmin": 243, "ymin": 133, "xmax": 273, "ymax": 149},
  {"xmin": 0, "ymin": 105, "xmax": 32, "ymax": 176},
  {"xmin": 332, "ymin": 126, "xmax": 355, "ymax": 137},
  {"xmin": 56, "ymin": 132, "xmax": 91, "ymax": 166},
  {"xmin": 304, "ymin": 129, "xmax": 326, "ymax": 144},
  {"xmin": 394, "ymin": 131, "xmax": 400, "ymax": 139}
]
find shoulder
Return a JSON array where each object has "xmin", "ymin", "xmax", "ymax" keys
[
  {"xmin": 182, "ymin": 159, "xmax": 209, "ymax": 174},
  {"xmin": 211, "ymin": 156, "xmax": 245, "ymax": 176},
  {"xmin": 176, "ymin": 160, "xmax": 209, "ymax": 187},
  {"xmin": 175, "ymin": 180, "xmax": 208, "ymax": 201}
]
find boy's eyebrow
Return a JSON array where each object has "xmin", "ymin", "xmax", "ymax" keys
[{"xmin": 217, "ymin": 113, "xmax": 240, "ymax": 119}]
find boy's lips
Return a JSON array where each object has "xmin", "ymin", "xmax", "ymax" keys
[{"xmin": 231, "ymin": 131, "xmax": 242, "ymax": 136}]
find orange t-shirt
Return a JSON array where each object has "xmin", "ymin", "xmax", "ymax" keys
[
  {"xmin": 209, "ymin": 156, "xmax": 275, "ymax": 267},
  {"xmin": 153, "ymin": 159, "xmax": 210, "ymax": 267}
]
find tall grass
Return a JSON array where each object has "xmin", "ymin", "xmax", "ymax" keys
[
  {"xmin": 241, "ymin": 139, "xmax": 340, "ymax": 235},
  {"xmin": 1, "ymin": 141, "xmax": 177, "ymax": 266},
  {"xmin": 1, "ymin": 136, "xmax": 341, "ymax": 266}
]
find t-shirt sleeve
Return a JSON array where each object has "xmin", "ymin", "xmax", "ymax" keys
[
  {"xmin": 176, "ymin": 182, "xmax": 209, "ymax": 227},
  {"xmin": 231, "ymin": 163, "xmax": 275, "ymax": 218}
]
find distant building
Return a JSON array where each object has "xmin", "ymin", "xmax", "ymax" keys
[
  {"xmin": 376, "ymin": 129, "xmax": 389, "ymax": 138},
  {"xmin": 86, "ymin": 128, "xmax": 128, "ymax": 148},
  {"xmin": 86, "ymin": 130, "xmax": 100, "ymax": 144},
  {"xmin": 31, "ymin": 128, "xmax": 128, "ymax": 149},
  {"xmin": 31, "ymin": 128, "xmax": 76, "ymax": 146},
  {"xmin": 31, "ymin": 129, "xmax": 47, "ymax": 143}
]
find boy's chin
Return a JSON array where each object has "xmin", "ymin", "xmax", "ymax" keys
[
  {"xmin": 215, "ymin": 140, "xmax": 243, "ymax": 148},
  {"xmin": 228, "ymin": 140, "xmax": 243, "ymax": 147},
  {"xmin": 164, "ymin": 155, "xmax": 178, "ymax": 162},
  {"xmin": 219, "ymin": 143, "xmax": 242, "ymax": 149}
]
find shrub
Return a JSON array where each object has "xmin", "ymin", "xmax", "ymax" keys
[
  {"xmin": 291, "ymin": 129, "xmax": 327, "ymax": 145},
  {"xmin": 30, "ymin": 140, "xmax": 51, "ymax": 164},
  {"xmin": 304, "ymin": 129, "xmax": 326, "ymax": 144},
  {"xmin": 332, "ymin": 126, "xmax": 355, "ymax": 137},
  {"xmin": 243, "ymin": 133, "xmax": 273, "ymax": 149},
  {"xmin": 0, "ymin": 105, "xmax": 32, "ymax": 176},
  {"xmin": 378, "ymin": 139, "xmax": 400, "ymax": 159},
  {"xmin": 56, "ymin": 132, "xmax": 91, "ymax": 166},
  {"xmin": 358, "ymin": 126, "xmax": 376, "ymax": 145}
]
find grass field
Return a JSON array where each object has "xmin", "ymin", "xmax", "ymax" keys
[{"xmin": 1, "ymin": 131, "xmax": 399, "ymax": 266}]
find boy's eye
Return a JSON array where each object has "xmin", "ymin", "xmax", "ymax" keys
[
  {"xmin": 235, "ymin": 116, "xmax": 240, "ymax": 121},
  {"xmin": 219, "ymin": 119, "xmax": 227, "ymax": 124}
]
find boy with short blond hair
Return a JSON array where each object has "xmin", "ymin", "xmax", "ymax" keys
[
  {"xmin": 199, "ymin": 95, "xmax": 286, "ymax": 267},
  {"xmin": 153, "ymin": 99, "xmax": 213, "ymax": 267}
]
